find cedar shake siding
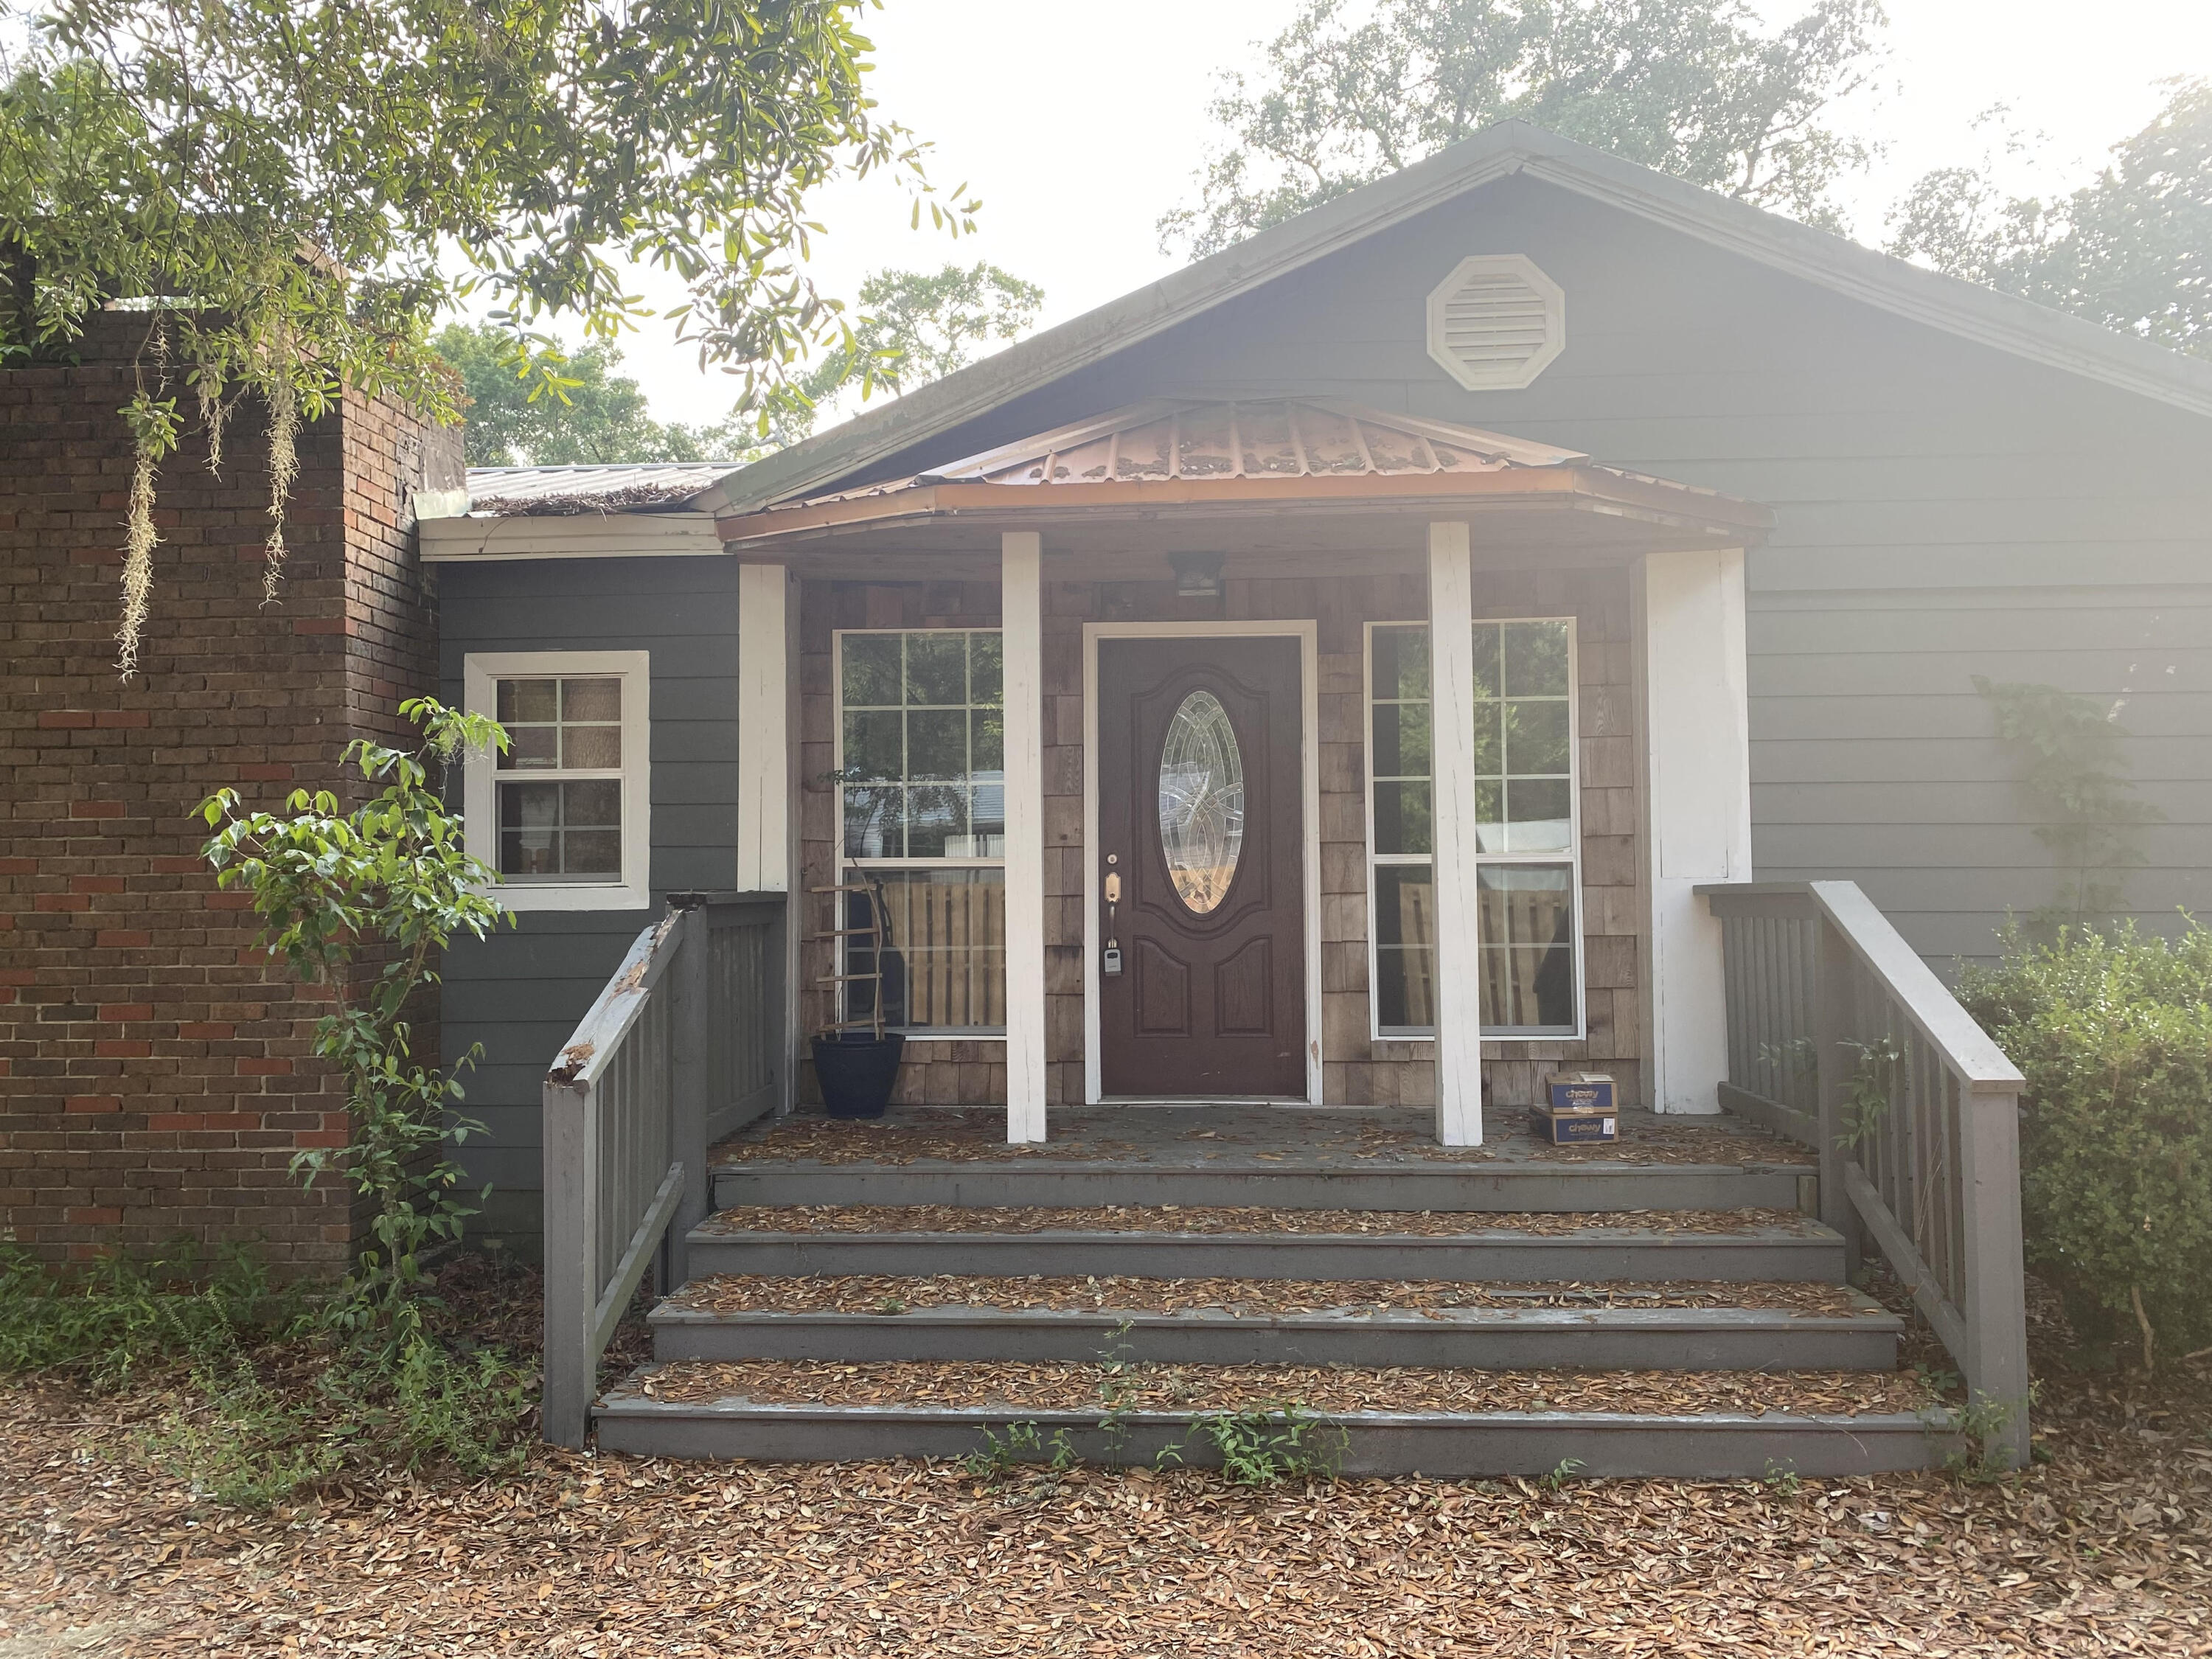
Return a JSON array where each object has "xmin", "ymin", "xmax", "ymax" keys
[
  {"xmin": 794, "ymin": 567, "xmax": 1645, "ymax": 1111},
  {"xmin": 0, "ymin": 318, "xmax": 451, "ymax": 1272}
]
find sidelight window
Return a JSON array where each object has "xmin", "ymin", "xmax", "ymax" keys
[
  {"xmin": 462, "ymin": 650, "xmax": 652, "ymax": 912},
  {"xmin": 1366, "ymin": 619, "xmax": 1582, "ymax": 1038},
  {"xmin": 835, "ymin": 630, "xmax": 1006, "ymax": 1034}
]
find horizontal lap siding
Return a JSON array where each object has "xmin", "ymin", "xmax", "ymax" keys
[
  {"xmin": 437, "ymin": 557, "xmax": 740, "ymax": 1237},
  {"xmin": 1746, "ymin": 588, "xmax": 2212, "ymax": 959},
  {"xmin": 836, "ymin": 171, "xmax": 2212, "ymax": 972}
]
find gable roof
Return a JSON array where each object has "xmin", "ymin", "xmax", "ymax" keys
[{"xmin": 697, "ymin": 119, "xmax": 2212, "ymax": 521}]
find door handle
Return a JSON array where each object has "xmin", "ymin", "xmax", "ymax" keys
[{"xmin": 1102, "ymin": 858, "xmax": 1123, "ymax": 975}]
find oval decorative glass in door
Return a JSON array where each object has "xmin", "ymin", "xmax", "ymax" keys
[{"xmin": 1158, "ymin": 689, "xmax": 1245, "ymax": 914}]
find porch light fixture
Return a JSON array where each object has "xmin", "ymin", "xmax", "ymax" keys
[{"xmin": 1169, "ymin": 551, "xmax": 1224, "ymax": 599}]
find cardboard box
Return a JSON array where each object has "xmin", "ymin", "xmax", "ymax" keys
[
  {"xmin": 1532, "ymin": 1072, "xmax": 1618, "ymax": 1144},
  {"xmin": 1530, "ymin": 1102, "xmax": 1618, "ymax": 1144},
  {"xmin": 1542, "ymin": 1071, "xmax": 1617, "ymax": 1113}
]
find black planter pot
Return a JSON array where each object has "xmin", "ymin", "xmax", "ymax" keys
[{"xmin": 811, "ymin": 1032, "xmax": 906, "ymax": 1119}]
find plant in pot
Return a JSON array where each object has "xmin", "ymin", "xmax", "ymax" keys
[{"xmin": 810, "ymin": 872, "xmax": 908, "ymax": 1119}]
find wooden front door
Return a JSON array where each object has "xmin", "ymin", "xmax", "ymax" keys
[{"xmin": 1096, "ymin": 636, "xmax": 1307, "ymax": 1098}]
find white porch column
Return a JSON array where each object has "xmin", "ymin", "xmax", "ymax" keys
[
  {"xmin": 1001, "ymin": 532, "xmax": 1048, "ymax": 1142},
  {"xmin": 736, "ymin": 562, "xmax": 799, "ymax": 1116},
  {"xmin": 1427, "ymin": 522, "xmax": 1484, "ymax": 1146},
  {"xmin": 735, "ymin": 563, "xmax": 793, "ymax": 894},
  {"xmin": 1639, "ymin": 547, "xmax": 1753, "ymax": 1113}
]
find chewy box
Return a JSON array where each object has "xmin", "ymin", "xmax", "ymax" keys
[
  {"xmin": 1543, "ymin": 1071, "xmax": 1617, "ymax": 1113},
  {"xmin": 1530, "ymin": 1103, "xmax": 1618, "ymax": 1144},
  {"xmin": 1531, "ymin": 1073, "xmax": 1618, "ymax": 1144}
]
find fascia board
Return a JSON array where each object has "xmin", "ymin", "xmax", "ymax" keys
[
  {"xmin": 1509, "ymin": 145, "xmax": 2212, "ymax": 421},
  {"xmin": 420, "ymin": 512, "xmax": 726, "ymax": 563}
]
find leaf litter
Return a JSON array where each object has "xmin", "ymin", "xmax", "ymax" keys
[
  {"xmin": 4, "ymin": 1361, "xmax": 2209, "ymax": 1658},
  {"xmin": 712, "ymin": 1107, "xmax": 1800, "ymax": 1170},
  {"xmin": 698, "ymin": 1204, "xmax": 1820, "ymax": 1239},
  {"xmin": 2, "ymin": 1255, "xmax": 2206, "ymax": 1655},
  {"xmin": 667, "ymin": 1273, "xmax": 1874, "ymax": 1317},
  {"xmin": 624, "ymin": 1360, "xmax": 1935, "ymax": 1417}
]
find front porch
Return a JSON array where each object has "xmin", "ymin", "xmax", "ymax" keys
[
  {"xmin": 721, "ymin": 399, "xmax": 1773, "ymax": 1144},
  {"xmin": 532, "ymin": 400, "xmax": 2031, "ymax": 1475},
  {"xmin": 537, "ymin": 871, "xmax": 2028, "ymax": 1474},
  {"xmin": 707, "ymin": 1101, "xmax": 1798, "ymax": 1177}
]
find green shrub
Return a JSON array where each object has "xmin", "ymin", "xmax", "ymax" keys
[
  {"xmin": 0, "ymin": 1240, "xmax": 299, "ymax": 1386},
  {"xmin": 0, "ymin": 1242, "xmax": 532, "ymax": 1505},
  {"xmin": 1957, "ymin": 920, "xmax": 2212, "ymax": 1366},
  {"xmin": 1158, "ymin": 1403, "xmax": 1346, "ymax": 1486}
]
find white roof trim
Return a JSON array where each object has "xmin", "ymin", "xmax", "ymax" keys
[
  {"xmin": 420, "ymin": 512, "xmax": 726, "ymax": 563},
  {"xmin": 696, "ymin": 120, "xmax": 2212, "ymax": 519}
]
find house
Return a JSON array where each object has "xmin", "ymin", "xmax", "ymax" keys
[
  {"xmin": 12, "ymin": 119, "xmax": 2210, "ymax": 1469},
  {"xmin": 415, "ymin": 123, "xmax": 2209, "ymax": 1467},
  {"xmin": 422, "ymin": 121, "xmax": 2211, "ymax": 1194}
]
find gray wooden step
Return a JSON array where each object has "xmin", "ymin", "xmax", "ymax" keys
[
  {"xmin": 594, "ymin": 1375, "xmax": 1954, "ymax": 1477},
  {"xmin": 709, "ymin": 1159, "xmax": 1812, "ymax": 1215},
  {"xmin": 686, "ymin": 1217, "xmax": 1847, "ymax": 1284},
  {"xmin": 649, "ymin": 1296, "xmax": 1900, "ymax": 1371}
]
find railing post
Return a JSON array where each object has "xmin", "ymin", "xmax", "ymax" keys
[
  {"xmin": 1812, "ymin": 915, "xmax": 1860, "ymax": 1281},
  {"xmin": 540, "ymin": 1075, "xmax": 595, "ymax": 1450},
  {"xmin": 666, "ymin": 906, "xmax": 711, "ymax": 1293},
  {"xmin": 1960, "ymin": 1082, "xmax": 2032, "ymax": 1467}
]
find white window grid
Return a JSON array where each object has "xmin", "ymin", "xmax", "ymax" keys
[
  {"xmin": 832, "ymin": 627, "xmax": 1008, "ymax": 1038},
  {"xmin": 1362, "ymin": 617, "xmax": 1586, "ymax": 1041},
  {"xmin": 461, "ymin": 650, "xmax": 653, "ymax": 913}
]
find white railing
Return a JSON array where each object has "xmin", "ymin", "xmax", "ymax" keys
[
  {"xmin": 1703, "ymin": 880, "xmax": 2031, "ymax": 1466},
  {"xmin": 540, "ymin": 893, "xmax": 786, "ymax": 1447}
]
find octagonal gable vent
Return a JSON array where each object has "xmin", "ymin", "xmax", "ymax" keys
[{"xmin": 1425, "ymin": 255, "xmax": 1565, "ymax": 392}]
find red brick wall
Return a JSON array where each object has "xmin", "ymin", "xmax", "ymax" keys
[{"xmin": 0, "ymin": 319, "xmax": 454, "ymax": 1273}]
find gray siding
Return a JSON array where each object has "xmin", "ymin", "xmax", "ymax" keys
[
  {"xmin": 437, "ymin": 556, "xmax": 740, "ymax": 1236},
  {"xmin": 830, "ymin": 171, "xmax": 2212, "ymax": 965},
  {"xmin": 435, "ymin": 172, "xmax": 2212, "ymax": 1239}
]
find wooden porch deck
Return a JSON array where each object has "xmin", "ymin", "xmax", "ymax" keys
[{"xmin": 709, "ymin": 1104, "xmax": 1801, "ymax": 1172}]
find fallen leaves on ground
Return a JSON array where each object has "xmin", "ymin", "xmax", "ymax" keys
[
  {"xmin": 698, "ymin": 1204, "xmax": 1820, "ymax": 1238},
  {"xmin": 625, "ymin": 1359, "xmax": 1936, "ymax": 1418},
  {"xmin": 3, "ymin": 1365, "xmax": 2208, "ymax": 1658},
  {"xmin": 712, "ymin": 1107, "xmax": 1800, "ymax": 1169},
  {"xmin": 667, "ymin": 1273, "xmax": 1874, "ymax": 1318}
]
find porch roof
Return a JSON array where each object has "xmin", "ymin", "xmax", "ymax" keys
[{"xmin": 713, "ymin": 398, "xmax": 1773, "ymax": 563}]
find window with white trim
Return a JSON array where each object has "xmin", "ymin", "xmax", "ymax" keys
[
  {"xmin": 835, "ymin": 629, "xmax": 1006, "ymax": 1034},
  {"xmin": 462, "ymin": 650, "xmax": 651, "ymax": 911},
  {"xmin": 1366, "ymin": 619, "xmax": 1582, "ymax": 1037}
]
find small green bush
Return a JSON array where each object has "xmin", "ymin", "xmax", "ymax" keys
[
  {"xmin": 0, "ymin": 1242, "xmax": 532, "ymax": 1504},
  {"xmin": 1957, "ymin": 919, "xmax": 2212, "ymax": 1366},
  {"xmin": 1158, "ymin": 1403, "xmax": 1346, "ymax": 1486},
  {"xmin": 0, "ymin": 1241, "xmax": 299, "ymax": 1385}
]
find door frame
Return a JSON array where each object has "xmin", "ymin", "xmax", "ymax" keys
[{"xmin": 1082, "ymin": 620, "xmax": 1323, "ymax": 1105}]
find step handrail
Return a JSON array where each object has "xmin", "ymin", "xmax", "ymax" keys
[
  {"xmin": 1701, "ymin": 880, "xmax": 2030, "ymax": 1466},
  {"xmin": 540, "ymin": 892, "xmax": 787, "ymax": 1448}
]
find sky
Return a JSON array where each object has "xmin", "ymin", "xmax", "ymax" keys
[{"xmin": 608, "ymin": 0, "xmax": 2212, "ymax": 429}]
